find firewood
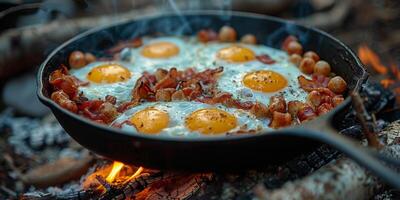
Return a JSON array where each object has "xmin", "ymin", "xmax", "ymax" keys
[
  {"xmin": 21, "ymin": 153, "xmax": 94, "ymax": 188},
  {"xmin": 253, "ymin": 120, "xmax": 400, "ymax": 200}
]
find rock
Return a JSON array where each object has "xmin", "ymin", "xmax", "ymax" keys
[{"xmin": 2, "ymin": 73, "xmax": 50, "ymax": 117}]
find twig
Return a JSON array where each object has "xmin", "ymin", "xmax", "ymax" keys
[{"xmin": 351, "ymin": 91, "xmax": 383, "ymax": 148}]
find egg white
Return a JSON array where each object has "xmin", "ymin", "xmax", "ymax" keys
[
  {"xmin": 69, "ymin": 61, "xmax": 142, "ymax": 103},
  {"xmin": 112, "ymin": 101, "xmax": 270, "ymax": 137}
]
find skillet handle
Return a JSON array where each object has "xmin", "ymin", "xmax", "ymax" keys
[{"xmin": 300, "ymin": 118, "xmax": 400, "ymax": 188}]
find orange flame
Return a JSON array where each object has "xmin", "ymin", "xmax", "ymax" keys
[
  {"xmin": 106, "ymin": 161, "xmax": 124, "ymax": 183},
  {"xmin": 358, "ymin": 44, "xmax": 388, "ymax": 74}
]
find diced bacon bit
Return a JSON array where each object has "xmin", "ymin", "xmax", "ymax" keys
[
  {"xmin": 171, "ymin": 90, "xmax": 188, "ymax": 101},
  {"xmin": 287, "ymin": 100, "xmax": 306, "ymax": 117},
  {"xmin": 51, "ymin": 90, "xmax": 78, "ymax": 113},
  {"xmin": 78, "ymin": 100, "xmax": 118, "ymax": 123},
  {"xmin": 316, "ymin": 103, "xmax": 334, "ymax": 115},
  {"xmin": 269, "ymin": 111, "xmax": 292, "ymax": 128},
  {"xmin": 268, "ymin": 95, "xmax": 286, "ymax": 116},
  {"xmin": 197, "ymin": 29, "xmax": 218, "ymax": 43},
  {"xmin": 297, "ymin": 74, "xmax": 330, "ymax": 92},
  {"xmin": 256, "ymin": 54, "xmax": 276, "ymax": 64},
  {"xmin": 106, "ymin": 38, "xmax": 143, "ymax": 54},
  {"xmin": 249, "ymin": 101, "xmax": 269, "ymax": 118},
  {"xmin": 131, "ymin": 76, "xmax": 155, "ymax": 103},
  {"xmin": 281, "ymin": 35, "xmax": 298, "ymax": 51},
  {"xmin": 154, "ymin": 68, "xmax": 168, "ymax": 82},
  {"xmin": 155, "ymin": 88, "xmax": 176, "ymax": 102},
  {"xmin": 307, "ymin": 90, "xmax": 322, "ymax": 107},
  {"xmin": 117, "ymin": 101, "xmax": 139, "ymax": 113},
  {"xmin": 49, "ymin": 65, "xmax": 79, "ymax": 98},
  {"xmin": 297, "ymin": 105, "xmax": 317, "ymax": 122},
  {"xmin": 105, "ymin": 95, "xmax": 117, "ymax": 105}
]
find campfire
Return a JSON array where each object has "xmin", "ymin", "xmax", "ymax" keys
[
  {"xmin": 1, "ymin": 0, "xmax": 400, "ymax": 200},
  {"xmin": 358, "ymin": 45, "xmax": 400, "ymax": 103}
]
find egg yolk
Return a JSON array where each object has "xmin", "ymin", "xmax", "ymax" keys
[
  {"xmin": 217, "ymin": 45, "xmax": 255, "ymax": 63},
  {"xmin": 141, "ymin": 42, "xmax": 179, "ymax": 58},
  {"xmin": 130, "ymin": 108, "xmax": 169, "ymax": 134},
  {"xmin": 243, "ymin": 70, "xmax": 288, "ymax": 92},
  {"xmin": 185, "ymin": 108, "xmax": 237, "ymax": 135},
  {"xmin": 87, "ymin": 64, "xmax": 131, "ymax": 84}
]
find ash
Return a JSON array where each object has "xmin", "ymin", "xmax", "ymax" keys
[{"xmin": 1, "ymin": 108, "xmax": 71, "ymax": 157}]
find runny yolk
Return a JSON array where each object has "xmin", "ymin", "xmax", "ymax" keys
[
  {"xmin": 243, "ymin": 70, "xmax": 288, "ymax": 92},
  {"xmin": 185, "ymin": 108, "xmax": 237, "ymax": 135},
  {"xmin": 141, "ymin": 41, "xmax": 179, "ymax": 58},
  {"xmin": 130, "ymin": 108, "xmax": 170, "ymax": 134},
  {"xmin": 217, "ymin": 45, "xmax": 255, "ymax": 63},
  {"xmin": 87, "ymin": 64, "xmax": 131, "ymax": 84}
]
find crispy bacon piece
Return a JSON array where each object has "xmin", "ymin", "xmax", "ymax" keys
[
  {"xmin": 256, "ymin": 54, "xmax": 276, "ymax": 64},
  {"xmin": 171, "ymin": 90, "xmax": 188, "ymax": 101},
  {"xmin": 131, "ymin": 77, "xmax": 155, "ymax": 102},
  {"xmin": 107, "ymin": 38, "xmax": 143, "ymax": 54},
  {"xmin": 250, "ymin": 102, "xmax": 269, "ymax": 118},
  {"xmin": 281, "ymin": 35, "xmax": 298, "ymax": 51},
  {"xmin": 288, "ymin": 100, "xmax": 306, "ymax": 117},
  {"xmin": 297, "ymin": 105, "xmax": 317, "ymax": 122},
  {"xmin": 197, "ymin": 29, "xmax": 218, "ymax": 43},
  {"xmin": 117, "ymin": 101, "xmax": 139, "ymax": 113},
  {"xmin": 316, "ymin": 103, "xmax": 333, "ymax": 115},
  {"xmin": 298, "ymin": 74, "xmax": 330, "ymax": 92},
  {"xmin": 155, "ymin": 69, "xmax": 168, "ymax": 82},
  {"xmin": 268, "ymin": 95, "xmax": 286, "ymax": 116},
  {"xmin": 269, "ymin": 111, "xmax": 292, "ymax": 128},
  {"xmin": 79, "ymin": 100, "xmax": 118, "ymax": 123},
  {"xmin": 51, "ymin": 90, "xmax": 78, "ymax": 113},
  {"xmin": 49, "ymin": 66, "xmax": 80, "ymax": 98},
  {"xmin": 155, "ymin": 88, "xmax": 175, "ymax": 102},
  {"xmin": 307, "ymin": 90, "xmax": 322, "ymax": 107}
]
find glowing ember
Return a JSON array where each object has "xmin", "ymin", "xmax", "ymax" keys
[
  {"xmin": 106, "ymin": 161, "xmax": 124, "ymax": 183},
  {"xmin": 358, "ymin": 44, "xmax": 388, "ymax": 74}
]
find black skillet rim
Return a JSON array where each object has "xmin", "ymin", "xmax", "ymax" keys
[{"xmin": 37, "ymin": 10, "xmax": 367, "ymax": 142}]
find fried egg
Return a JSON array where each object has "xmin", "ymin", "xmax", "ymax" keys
[
  {"xmin": 126, "ymin": 37, "xmax": 198, "ymax": 71},
  {"xmin": 69, "ymin": 61, "xmax": 141, "ymax": 103},
  {"xmin": 195, "ymin": 43, "xmax": 310, "ymax": 105},
  {"xmin": 112, "ymin": 101, "xmax": 269, "ymax": 137}
]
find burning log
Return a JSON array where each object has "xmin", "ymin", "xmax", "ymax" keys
[{"xmin": 253, "ymin": 120, "xmax": 400, "ymax": 200}]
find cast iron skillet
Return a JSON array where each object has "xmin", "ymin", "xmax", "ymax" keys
[{"xmin": 37, "ymin": 11, "xmax": 400, "ymax": 187}]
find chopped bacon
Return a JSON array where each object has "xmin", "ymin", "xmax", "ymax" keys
[
  {"xmin": 131, "ymin": 77, "xmax": 155, "ymax": 102},
  {"xmin": 250, "ymin": 102, "xmax": 269, "ymax": 118},
  {"xmin": 154, "ymin": 69, "xmax": 168, "ymax": 82},
  {"xmin": 105, "ymin": 95, "xmax": 117, "ymax": 105},
  {"xmin": 256, "ymin": 54, "xmax": 276, "ymax": 64},
  {"xmin": 49, "ymin": 66, "xmax": 80, "ymax": 98},
  {"xmin": 316, "ymin": 103, "xmax": 333, "ymax": 115},
  {"xmin": 268, "ymin": 95, "xmax": 286, "ymax": 115},
  {"xmin": 107, "ymin": 38, "xmax": 143, "ymax": 54},
  {"xmin": 171, "ymin": 90, "xmax": 188, "ymax": 101},
  {"xmin": 298, "ymin": 74, "xmax": 330, "ymax": 92},
  {"xmin": 288, "ymin": 100, "xmax": 306, "ymax": 117},
  {"xmin": 79, "ymin": 100, "xmax": 118, "ymax": 123},
  {"xmin": 197, "ymin": 29, "xmax": 218, "ymax": 43},
  {"xmin": 51, "ymin": 90, "xmax": 78, "ymax": 113},
  {"xmin": 155, "ymin": 88, "xmax": 175, "ymax": 102},
  {"xmin": 269, "ymin": 111, "xmax": 292, "ymax": 128},
  {"xmin": 307, "ymin": 90, "xmax": 322, "ymax": 107},
  {"xmin": 297, "ymin": 105, "xmax": 317, "ymax": 122},
  {"xmin": 117, "ymin": 101, "xmax": 139, "ymax": 113},
  {"xmin": 281, "ymin": 35, "xmax": 298, "ymax": 51}
]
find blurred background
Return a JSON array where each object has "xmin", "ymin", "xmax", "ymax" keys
[{"xmin": 0, "ymin": 0, "xmax": 400, "ymax": 199}]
